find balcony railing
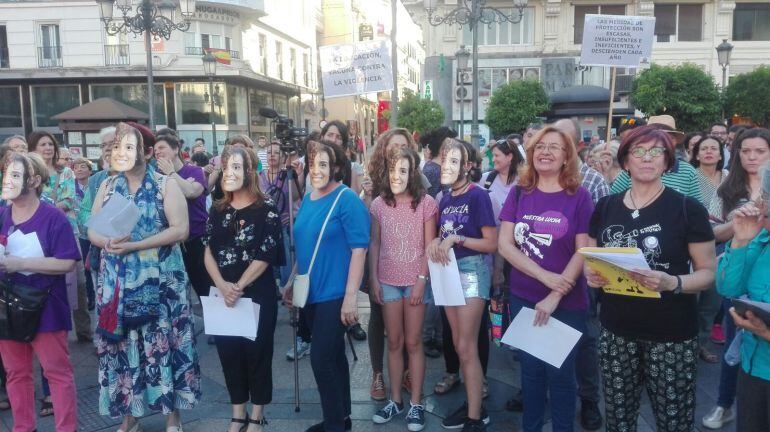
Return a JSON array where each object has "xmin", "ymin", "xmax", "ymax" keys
[
  {"xmin": 104, "ymin": 44, "xmax": 130, "ymax": 66},
  {"xmin": 0, "ymin": 47, "xmax": 8, "ymax": 68},
  {"xmin": 185, "ymin": 46, "xmax": 240, "ymax": 59},
  {"xmin": 38, "ymin": 45, "xmax": 62, "ymax": 68}
]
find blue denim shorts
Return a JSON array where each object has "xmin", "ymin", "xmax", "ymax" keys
[
  {"xmin": 381, "ymin": 282, "xmax": 432, "ymax": 304},
  {"xmin": 457, "ymin": 255, "xmax": 491, "ymax": 300}
]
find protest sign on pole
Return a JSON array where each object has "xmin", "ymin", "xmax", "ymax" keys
[
  {"xmin": 579, "ymin": 14, "xmax": 655, "ymax": 142},
  {"xmin": 320, "ymin": 40, "xmax": 394, "ymax": 98}
]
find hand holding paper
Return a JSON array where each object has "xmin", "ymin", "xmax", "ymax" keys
[
  {"xmin": 86, "ymin": 192, "xmax": 140, "ymax": 238},
  {"xmin": 427, "ymin": 249, "xmax": 466, "ymax": 306},
  {"xmin": 501, "ymin": 307, "xmax": 583, "ymax": 368},
  {"xmin": 579, "ymin": 247, "xmax": 660, "ymax": 299}
]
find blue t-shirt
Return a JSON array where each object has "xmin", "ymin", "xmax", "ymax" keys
[{"xmin": 294, "ymin": 184, "xmax": 370, "ymax": 304}]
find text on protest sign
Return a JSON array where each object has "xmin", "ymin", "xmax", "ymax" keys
[
  {"xmin": 580, "ymin": 15, "xmax": 655, "ymax": 67},
  {"xmin": 320, "ymin": 40, "xmax": 394, "ymax": 98}
]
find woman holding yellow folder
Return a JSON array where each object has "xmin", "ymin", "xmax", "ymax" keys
[{"xmin": 585, "ymin": 125, "xmax": 716, "ymax": 432}]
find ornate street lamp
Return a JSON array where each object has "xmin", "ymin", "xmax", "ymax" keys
[
  {"xmin": 203, "ymin": 52, "xmax": 218, "ymax": 155},
  {"xmin": 96, "ymin": 0, "xmax": 195, "ymax": 130},
  {"xmin": 716, "ymin": 39, "xmax": 734, "ymax": 91},
  {"xmin": 425, "ymin": 0, "xmax": 528, "ymax": 147},
  {"xmin": 455, "ymin": 45, "xmax": 470, "ymax": 139}
]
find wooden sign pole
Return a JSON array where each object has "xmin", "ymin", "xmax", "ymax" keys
[{"xmin": 606, "ymin": 66, "xmax": 617, "ymax": 143}]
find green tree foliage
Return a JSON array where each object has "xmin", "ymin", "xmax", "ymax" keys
[
  {"xmin": 396, "ymin": 89, "xmax": 445, "ymax": 134},
  {"xmin": 485, "ymin": 80, "xmax": 550, "ymax": 137},
  {"xmin": 630, "ymin": 63, "xmax": 722, "ymax": 132},
  {"xmin": 724, "ymin": 65, "xmax": 770, "ymax": 127}
]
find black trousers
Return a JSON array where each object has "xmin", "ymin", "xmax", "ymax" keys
[
  {"xmin": 215, "ymin": 297, "xmax": 277, "ymax": 405},
  {"xmin": 440, "ymin": 302, "xmax": 490, "ymax": 376},
  {"xmin": 737, "ymin": 368, "xmax": 770, "ymax": 431},
  {"xmin": 182, "ymin": 236, "xmax": 213, "ymax": 299}
]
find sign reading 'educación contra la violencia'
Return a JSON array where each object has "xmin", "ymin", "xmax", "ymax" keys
[
  {"xmin": 320, "ymin": 40, "xmax": 394, "ymax": 98},
  {"xmin": 580, "ymin": 14, "xmax": 656, "ymax": 68}
]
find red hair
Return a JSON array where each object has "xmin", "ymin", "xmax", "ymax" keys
[{"xmin": 517, "ymin": 125, "xmax": 581, "ymax": 194}]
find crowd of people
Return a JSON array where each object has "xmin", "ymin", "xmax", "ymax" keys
[{"xmin": 0, "ymin": 111, "xmax": 768, "ymax": 432}]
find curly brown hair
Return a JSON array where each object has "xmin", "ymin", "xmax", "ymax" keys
[
  {"xmin": 381, "ymin": 147, "xmax": 425, "ymax": 211},
  {"xmin": 517, "ymin": 125, "xmax": 581, "ymax": 194},
  {"xmin": 368, "ymin": 128, "xmax": 418, "ymax": 198}
]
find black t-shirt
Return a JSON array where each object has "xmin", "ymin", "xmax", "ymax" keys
[
  {"xmin": 589, "ymin": 188, "xmax": 714, "ymax": 342},
  {"xmin": 204, "ymin": 199, "xmax": 285, "ymax": 302}
]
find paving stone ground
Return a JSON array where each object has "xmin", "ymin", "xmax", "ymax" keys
[{"xmin": 0, "ymin": 293, "xmax": 735, "ymax": 432}]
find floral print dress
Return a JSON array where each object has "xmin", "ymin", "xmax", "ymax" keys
[{"xmin": 95, "ymin": 171, "xmax": 201, "ymax": 418}]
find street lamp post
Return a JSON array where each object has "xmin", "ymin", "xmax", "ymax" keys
[
  {"xmin": 424, "ymin": 0, "xmax": 528, "ymax": 148},
  {"xmin": 455, "ymin": 45, "xmax": 470, "ymax": 139},
  {"xmin": 716, "ymin": 39, "xmax": 733, "ymax": 121},
  {"xmin": 203, "ymin": 52, "xmax": 218, "ymax": 155},
  {"xmin": 96, "ymin": 0, "xmax": 195, "ymax": 131}
]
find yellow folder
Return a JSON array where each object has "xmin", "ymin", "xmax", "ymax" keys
[{"xmin": 579, "ymin": 247, "xmax": 661, "ymax": 299}]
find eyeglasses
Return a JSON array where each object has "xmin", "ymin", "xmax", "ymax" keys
[
  {"xmin": 533, "ymin": 143, "xmax": 565, "ymax": 153},
  {"xmin": 629, "ymin": 146, "xmax": 666, "ymax": 159}
]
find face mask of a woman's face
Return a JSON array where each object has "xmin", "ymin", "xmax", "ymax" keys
[
  {"xmin": 222, "ymin": 154, "xmax": 245, "ymax": 192},
  {"xmin": 310, "ymin": 151, "xmax": 332, "ymax": 190},
  {"xmin": 1, "ymin": 161, "xmax": 26, "ymax": 201},
  {"xmin": 389, "ymin": 157, "xmax": 410, "ymax": 195},
  {"xmin": 441, "ymin": 148, "xmax": 463, "ymax": 185},
  {"xmin": 111, "ymin": 132, "xmax": 139, "ymax": 172}
]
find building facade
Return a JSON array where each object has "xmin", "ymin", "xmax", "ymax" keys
[
  {"xmin": 406, "ymin": 0, "xmax": 770, "ymax": 141},
  {"xmin": 0, "ymin": 0, "xmax": 320, "ymax": 156}
]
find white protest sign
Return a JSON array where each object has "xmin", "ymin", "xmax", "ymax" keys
[
  {"xmin": 580, "ymin": 14, "xmax": 655, "ymax": 67},
  {"xmin": 320, "ymin": 40, "xmax": 394, "ymax": 98}
]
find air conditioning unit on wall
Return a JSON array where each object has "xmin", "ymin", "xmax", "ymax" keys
[{"xmin": 455, "ymin": 85, "xmax": 470, "ymax": 101}]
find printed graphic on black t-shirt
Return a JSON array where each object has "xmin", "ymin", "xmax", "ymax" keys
[{"xmin": 589, "ymin": 188, "xmax": 714, "ymax": 342}]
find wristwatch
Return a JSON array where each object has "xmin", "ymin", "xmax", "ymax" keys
[
  {"xmin": 456, "ymin": 235, "xmax": 467, "ymax": 247},
  {"xmin": 673, "ymin": 275, "xmax": 683, "ymax": 294}
]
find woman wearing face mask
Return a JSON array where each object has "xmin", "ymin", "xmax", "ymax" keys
[
  {"xmin": 283, "ymin": 141, "xmax": 369, "ymax": 432},
  {"xmin": 585, "ymin": 125, "xmax": 716, "ymax": 432},
  {"xmin": 716, "ymin": 145, "xmax": 770, "ymax": 431},
  {"xmin": 204, "ymin": 146, "xmax": 284, "ymax": 432},
  {"xmin": 426, "ymin": 138, "xmax": 497, "ymax": 432},
  {"xmin": 0, "ymin": 152, "xmax": 80, "ymax": 432},
  {"xmin": 88, "ymin": 123, "xmax": 201, "ymax": 432},
  {"xmin": 702, "ymin": 127, "xmax": 770, "ymax": 429},
  {"xmin": 369, "ymin": 148, "xmax": 437, "ymax": 431},
  {"xmin": 497, "ymin": 125, "xmax": 594, "ymax": 432}
]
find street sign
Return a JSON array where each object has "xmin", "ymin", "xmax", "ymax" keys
[
  {"xmin": 423, "ymin": 80, "xmax": 433, "ymax": 100},
  {"xmin": 580, "ymin": 15, "xmax": 655, "ymax": 67}
]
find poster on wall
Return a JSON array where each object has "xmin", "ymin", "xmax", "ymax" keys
[
  {"xmin": 320, "ymin": 40, "xmax": 394, "ymax": 98},
  {"xmin": 580, "ymin": 14, "xmax": 655, "ymax": 67}
]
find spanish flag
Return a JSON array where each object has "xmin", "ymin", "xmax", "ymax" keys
[{"xmin": 204, "ymin": 48, "xmax": 231, "ymax": 65}]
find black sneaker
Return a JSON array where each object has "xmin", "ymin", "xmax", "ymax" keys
[
  {"xmin": 305, "ymin": 417, "xmax": 352, "ymax": 432},
  {"xmin": 441, "ymin": 402, "xmax": 490, "ymax": 429},
  {"xmin": 348, "ymin": 323, "xmax": 367, "ymax": 341},
  {"xmin": 372, "ymin": 400, "xmax": 404, "ymax": 424},
  {"xmin": 580, "ymin": 399, "xmax": 603, "ymax": 431},
  {"xmin": 461, "ymin": 418, "xmax": 486, "ymax": 432}
]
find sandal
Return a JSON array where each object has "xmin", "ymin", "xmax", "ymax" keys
[
  {"xmin": 434, "ymin": 373, "xmax": 460, "ymax": 395},
  {"xmin": 247, "ymin": 417, "xmax": 268, "ymax": 432},
  {"xmin": 39, "ymin": 399, "xmax": 54, "ymax": 417},
  {"xmin": 699, "ymin": 347, "xmax": 718, "ymax": 363},
  {"xmin": 0, "ymin": 399, "xmax": 9, "ymax": 411},
  {"xmin": 229, "ymin": 414, "xmax": 249, "ymax": 432}
]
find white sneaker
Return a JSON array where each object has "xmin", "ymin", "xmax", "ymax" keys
[
  {"xmin": 285, "ymin": 337, "xmax": 311, "ymax": 361},
  {"xmin": 702, "ymin": 406, "xmax": 735, "ymax": 429}
]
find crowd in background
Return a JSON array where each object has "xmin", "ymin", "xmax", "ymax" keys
[{"xmin": 0, "ymin": 110, "xmax": 767, "ymax": 432}]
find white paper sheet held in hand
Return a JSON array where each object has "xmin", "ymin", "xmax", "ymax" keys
[
  {"xmin": 501, "ymin": 307, "xmax": 583, "ymax": 369},
  {"xmin": 200, "ymin": 294, "xmax": 260, "ymax": 341},
  {"xmin": 86, "ymin": 192, "xmax": 141, "ymax": 238},
  {"xmin": 6, "ymin": 230, "xmax": 45, "ymax": 276},
  {"xmin": 428, "ymin": 249, "xmax": 466, "ymax": 306}
]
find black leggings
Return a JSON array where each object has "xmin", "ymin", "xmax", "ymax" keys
[
  {"xmin": 440, "ymin": 302, "xmax": 490, "ymax": 376},
  {"xmin": 182, "ymin": 237, "xmax": 213, "ymax": 299}
]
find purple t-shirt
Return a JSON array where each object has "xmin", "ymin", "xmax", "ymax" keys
[
  {"xmin": 177, "ymin": 164, "xmax": 208, "ymax": 239},
  {"xmin": 499, "ymin": 186, "xmax": 594, "ymax": 311},
  {"xmin": 438, "ymin": 184, "xmax": 496, "ymax": 260},
  {"xmin": 0, "ymin": 203, "xmax": 81, "ymax": 333}
]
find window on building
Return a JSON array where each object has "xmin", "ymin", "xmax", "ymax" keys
[
  {"xmin": 290, "ymin": 48, "xmax": 297, "ymax": 84},
  {"xmin": 38, "ymin": 24, "xmax": 61, "ymax": 67},
  {"xmin": 91, "ymin": 83, "xmax": 166, "ymax": 126},
  {"xmin": 654, "ymin": 4, "xmax": 703, "ymax": 42},
  {"xmin": 574, "ymin": 5, "xmax": 626, "ymax": 43},
  {"xmin": 0, "ymin": 26, "xmax": 9, "ymax": 68},
  {"xmin": 274, "ymin": 93, "xmax": 288, "ymax": 115},
  {"xmin": 303, "ymin": 53, "xmax": 309, "ymax": 87},
  {"xmin": 462, "ymin": 8, "xmax": 534, "ymax": 45},
  {"xmin": 201, "ymin": 34, "xmax": 210, "ymax": 49},
  {"xmin": 225, "ymin": 37, "xmax": 231, "ymax": 51},
  {"xmin": 32, "ymin": 85, "xmax": 79, "ymax": 128},
  {"xmin": 276, "ymin": 41, "xmax": 283, "ymax": 80},
  {"xmin": 734, "ymin": 3, "xmax": 770, "ymax": 41},
  {"xmin": 175, "ymin": 82, "xmax": 227, "ymax": 125},
  {"xmin": 227, "ymin": 85, "xmax": 248, "ymax": 125},
  {"xmin": 0, "ymin": 87, "xmax": 22, "ymax": 128},
  {"xmin": 258, "ymin": 34, "xmax": 267, "ymax": 74}
]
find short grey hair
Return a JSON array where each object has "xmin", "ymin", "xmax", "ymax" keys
[{"xmin": 2, "ymin": 135, "xmax": 27, "ymax": 146}]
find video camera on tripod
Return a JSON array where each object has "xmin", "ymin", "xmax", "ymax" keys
[{"xmin": 258, "ymin": 107, "xmax": 308, "ymax": 155}]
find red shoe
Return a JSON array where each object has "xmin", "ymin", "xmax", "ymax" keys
[{"xmin": 711, "ymin": 324, "xmax": 726, "ymax": 345}]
